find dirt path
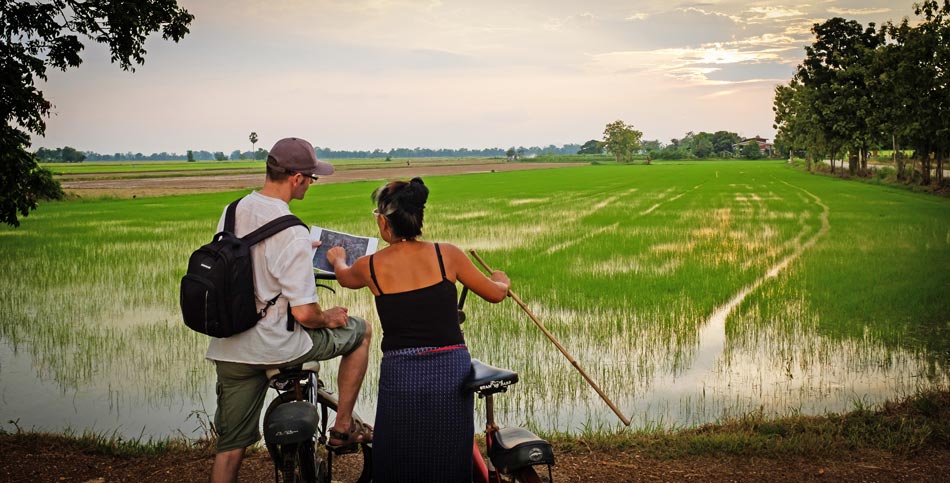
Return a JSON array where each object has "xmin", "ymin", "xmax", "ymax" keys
[
  {"xmin": 2, "ymin": 433, "xmax": 948, "ymax": 482},
  {"xmin": 60, "ymin": 162, "xmax": 586, "ymax": 198}
]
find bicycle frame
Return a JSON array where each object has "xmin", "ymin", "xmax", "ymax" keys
[
  {"xmin": 460, "ymin": 287, "xmax": 555, "ymax": 483},
  {"xmin": 261, "ymin": 272, "xmax": 372, "ymax": 483}
]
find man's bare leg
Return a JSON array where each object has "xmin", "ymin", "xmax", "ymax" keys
[
  {"xmin": 331, "ymin": 323, "xmax": 372, "ymax": 437},
  {"xmin": 210, "ymin": 447, "xmax": 245, "ymax": 483}
]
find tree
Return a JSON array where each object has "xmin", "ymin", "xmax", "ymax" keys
[
  {"xmin": 577, "ymin": 139, "xmax": 603, "ymax": 155},
  {"xmin": 602, "ymin": 120, "xmax": 643, "ymax": 163},
  {"xmin": 249, "ymin": 132, "xmax": 258, "ymax": 153},
  {"xmin": 797, "ymin": 17, "xmax": 883, "ymax": 175},
  {"xmin": 1, "ymin": 0, "xmax": 194, "ymax": 227},
  {"xmin": 187, "ymin": 150, "xmax": 195, "ymax": 162},
  {"xmin": 214, "ymin": 151, "xmax": 227, "ymax": 161},
  {"xmin": 741, "ymin": 142, "xmax": 762, "ymax": 160},
  {"xmin": 254, "ymin": 148, "xmax": 268, "ymax": 161},
  {"xmin": 886, "ymin": 1, "xmax": 950, "ymax": 184},
  {"xmin": 505, "ymin": 147, "xmax": 517, "ymax": 161},
  {"xmin": 61, "ymin": 146, "xmax": 85, "ymax": 163}
]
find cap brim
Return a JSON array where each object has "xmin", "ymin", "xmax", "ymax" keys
[{"xmin": 312, "ymin": 161, "xmax": 335, "ymax": 176}]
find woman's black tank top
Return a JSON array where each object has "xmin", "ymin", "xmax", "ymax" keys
[{"xmin": 370, "ymin": 243, "xmax": 463, "ymax": 351}]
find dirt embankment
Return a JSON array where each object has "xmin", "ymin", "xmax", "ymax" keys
[
  {"xmin": 1, "ymin": 432, "xmax": 948, "ymax": 482},
  {"xmin": 60, "ymin": 162, "xmax": 586, "ymax": 199}
]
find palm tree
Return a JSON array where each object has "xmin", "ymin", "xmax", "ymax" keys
[{"xmin": 249, "ymin": 132, "xmax": 258, "ymax": 153}]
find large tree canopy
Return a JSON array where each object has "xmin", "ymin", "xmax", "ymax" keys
[
  {"xmin": 602, "ymin": 120, "xmax": 642, "ymax": 164},
  {"xmin": 1, "ymin": 0, "xmax": 194, "ymax": 227},
  {"xmin": 774, "ymin": 1, "xmax": 950, "ymax": 183}
]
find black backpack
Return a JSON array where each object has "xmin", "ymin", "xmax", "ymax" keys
[{"xmin": 180, "ymin": 197, "xmax": 307, "ymax": 338}]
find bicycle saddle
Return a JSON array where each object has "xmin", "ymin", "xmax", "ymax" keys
[
  {"xmin": 464, "ymin": 358, "xmax": 519, "ymax": 395},
  {"xmin": 266, "ymin": 361, "xmax": 321, "ymax": 389}
]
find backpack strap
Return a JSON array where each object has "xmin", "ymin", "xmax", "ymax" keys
[
  {"xmin": 224, "ymin": 197, "xmax": 242, "ymax": 234},
  {"xmin": 240, "ymin": 213, "xmax": 308, "ymax": 330},
  {"xmin": 242, "ymin": 215, "xmax": 307, "ymax": 246}
]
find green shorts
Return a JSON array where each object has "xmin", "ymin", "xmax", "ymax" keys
[{"xmin": 213, "ymin": 315, "xmax": 367, "ymax": 453}]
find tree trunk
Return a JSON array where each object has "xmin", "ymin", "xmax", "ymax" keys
[
  {"xmin": 894, "ymin": 135, "xmax": 905, "ymax": 181},
  {"xmin": 860, "ymin": 144, "xmax": 868, "ymax": 176},
  {"xmin": 922, "ymin": 144, "xmax": 932, "ymax": 185},
  {"xmin": 848, "ymin": 152, "xmax": 857, "ymax": 176},
  {"xmin": 937, "ymin": 151, "xmax": 945, "ymax": 184}
]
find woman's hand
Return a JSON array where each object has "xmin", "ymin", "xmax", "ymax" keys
[
  {"xmin": 490, "ymin": 270, "xmax": 510, "ymax": 290},
  {"xmin": 327, "ymin": 246, "xmax": 347, "ymax": 267}
]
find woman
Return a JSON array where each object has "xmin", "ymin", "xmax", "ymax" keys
[{"xmin": 327, "ymin": 177, "xmax": 510, "ymax": 483}]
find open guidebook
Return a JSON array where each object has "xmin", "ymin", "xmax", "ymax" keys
[{"xmin": 310, "ymin": 226, "xmax": 379, "ymax": 274}]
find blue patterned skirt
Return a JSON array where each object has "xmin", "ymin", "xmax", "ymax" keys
[{"xmin": 373, "ymin": 345, "xmax": 474, "ymax": 483}]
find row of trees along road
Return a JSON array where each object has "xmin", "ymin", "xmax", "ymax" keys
[
  {"xmin": 773, "ymin": 0, "xmax": 950, "ymax": 185},
  {"xmin": 1, "ymin": 0, "xmax": 194, "ymax": 227}
]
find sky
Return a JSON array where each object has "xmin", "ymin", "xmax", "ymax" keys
[{"xmin": 37, "ymin": 0, "xmax": 911, "ymax": 154}]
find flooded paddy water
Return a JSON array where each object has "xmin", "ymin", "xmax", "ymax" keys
[{"xmin": 1, "ymin": 161, "xmax": 948, "ymax": 439}]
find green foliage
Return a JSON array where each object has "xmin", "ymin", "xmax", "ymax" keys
[
  {"xmin": 0, "ymin": 0, "xmax": 193, "ymax": 227},
  {"xmin": 186, "ymin": 150, "xmax": 195, "ymax": 162},
  {"xmin": 740, "ymin": 142, "xmax": 762, "ymax": 159},
  {"xmin": 578, "ymin": 139, "xmax": 604, "ymax": 155},
  {"xmin": 602, "ymin": 120, "xmax": 643, "ymax": 163},
  {"xmin": 35, "ymin": 146, "xmax": 85, "ymax": 163},
  {"xmin": 775, "ymin": 2, "xmax": 950, "ymax": 182}
]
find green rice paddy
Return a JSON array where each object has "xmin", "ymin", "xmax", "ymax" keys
[{"xmin": 1, "ymin": 161, "xmax": 947, "ymax": 438}]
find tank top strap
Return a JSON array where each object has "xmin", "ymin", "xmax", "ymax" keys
[
  {"xmin": 369, "ymin": 254, "xmax": 384, "ymax": 295},
  {"xmin": 434, "ymin": 243, "xmax": 447, "ymax": 280}
]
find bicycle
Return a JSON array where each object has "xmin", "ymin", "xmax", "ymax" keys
[
  {"xmin": 459, "ymin": 287, "xmax": 556, "ymax": 483},
  {"xmin": 261, "ymin": 273, "xmax": 372, "ymax": 483}
]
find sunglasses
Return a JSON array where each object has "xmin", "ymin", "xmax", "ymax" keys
[{"xmin": 291, "ymin": 171, "xmax": 319, "ymax": 182}]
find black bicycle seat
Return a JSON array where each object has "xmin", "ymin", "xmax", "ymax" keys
[
  {"xmin": 464, "ymin": 359, "xmax": 518, "ymax": 395},
  {"xmin": 266, "ymin": 361, "xmax": 321, "ymax": 389}
]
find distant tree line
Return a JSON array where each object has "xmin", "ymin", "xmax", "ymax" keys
[
  {"xmin": 583, "ymin": 127, "xmax": 766, "ymax": 162},
  {"xmin": 315, "ymin": 144, "xmax": 582, "ymax": 159},
  {"xmin": 773, "ymin": 0, "xmax": 950, "ymax": 185},
  {"xmin": 35, "ymin": 144, "xmax": 585, "ymax": 162}
]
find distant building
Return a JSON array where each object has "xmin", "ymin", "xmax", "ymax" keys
[{"xmin": 734, "ymin": 136, "xmax": 774, "ymax": 157}]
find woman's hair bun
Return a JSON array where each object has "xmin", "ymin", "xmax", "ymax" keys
[{"xmin": 405, "ymin": 177, "xmax": 429, "ymax": 208}]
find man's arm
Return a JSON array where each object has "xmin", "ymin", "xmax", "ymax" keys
[{"xmin": 290, "ymin": 303, "xmax": 349, "ymax": 329}]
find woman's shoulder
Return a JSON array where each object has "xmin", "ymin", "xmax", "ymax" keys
[{"xmin": 433, "ymin": 241, "xmax": 463, "ymax": 255}]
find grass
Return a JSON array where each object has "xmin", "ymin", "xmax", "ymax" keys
[
  {"xmin": 543, "ymin": 389, "xmax": 950, "ymax": 458},
  {"xmin": 1, "ymin": 160, "xmax": 948, "ymax": 437}
]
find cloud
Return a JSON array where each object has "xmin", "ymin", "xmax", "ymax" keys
[
  {"xmin": 827, "ymin": 7, "xmax": 892, "ymax": 16},
  {"xmin": 745, "ymin": 6, "xmax": 806, "ymax": 22}
]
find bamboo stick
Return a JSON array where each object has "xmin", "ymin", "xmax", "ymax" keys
[{"xmin": 469, "ymin": 249, "xmax": 631, "ymax": 426}]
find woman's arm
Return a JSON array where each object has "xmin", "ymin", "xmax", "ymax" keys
[
  {"xmin": 443, "ymin": 243, "xmax": 510, "ymax": 303},
  {"xmin": 327, "ymin": 246, "xmax": 371, "ymax": 290}
]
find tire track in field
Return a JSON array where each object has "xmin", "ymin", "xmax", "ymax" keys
[
  {"xmin": 657, "ymin": 180, "xmax": 830, "ymax": 393},
  {"xmin": 546, "ymin": 184, "xmax": 704, "ymax": 255}
]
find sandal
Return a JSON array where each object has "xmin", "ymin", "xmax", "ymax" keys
[{"xmin": 328, "ymin": 418, "xmax": 373, "ymax": 450}]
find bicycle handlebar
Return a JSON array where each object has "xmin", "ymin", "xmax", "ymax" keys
[{"xmin": 314, "ymin": 271, "xmax": 337, "ymax": 281}]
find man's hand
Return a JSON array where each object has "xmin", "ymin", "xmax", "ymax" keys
[{"xmin": 319, "ymin": 306, "xmax": 349, "ymax": 329}]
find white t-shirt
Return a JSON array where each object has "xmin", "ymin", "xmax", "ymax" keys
[{"xmin": 206, "ymin": 191, "xmax": 318, "ymax": 364}]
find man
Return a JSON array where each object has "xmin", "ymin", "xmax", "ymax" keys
[{"xmin": 209, "ymin": 137, "xmax": 372, "ymax": 483}]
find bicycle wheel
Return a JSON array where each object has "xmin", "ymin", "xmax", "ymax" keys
[
  {"xmin": 510, "ymin": 466, "xmax": 545, "ymax": 483},
  {"xmin": 277, "ymin": 442, "xmax": 307, "ymax": 483},
  {"xmin": 316, "ymin": 389, "xmax": 373, "ymax": 483},
  {"xmin": 264, "ymin": 392, "xmax": 327, "ymax": 483}
]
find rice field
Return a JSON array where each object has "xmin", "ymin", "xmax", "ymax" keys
[{"xmin": 1, "ymin": 161, "xmax": 947, "ymax": 439}]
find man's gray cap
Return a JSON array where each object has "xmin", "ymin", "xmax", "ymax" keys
[{"xmin": 267, "ymin": 137, "xmax": 335, "ymax": 176}]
